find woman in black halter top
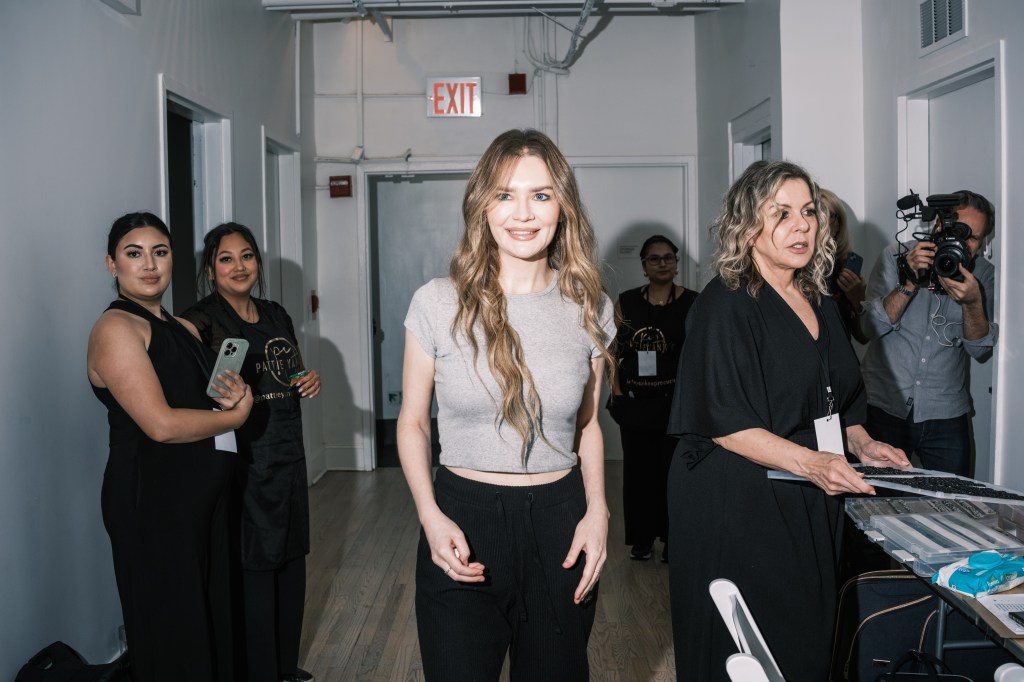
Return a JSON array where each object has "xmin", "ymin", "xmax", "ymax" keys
[{"xmin": 86, "ymin": 212, "xmax": 253, "ymax": 682}]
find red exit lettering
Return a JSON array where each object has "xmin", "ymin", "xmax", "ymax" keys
[{"xmin": 427, "ymin": 78, "xmax": 481, "ymax": 118}]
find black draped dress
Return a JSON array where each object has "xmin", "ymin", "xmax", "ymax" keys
[
  {"xmin": 666, "ymin": 277, "xmax": 866, "ymax": 681},
  {"xmin": 92, "ymin": 299, "xmax": 234, "ymax": 682}
]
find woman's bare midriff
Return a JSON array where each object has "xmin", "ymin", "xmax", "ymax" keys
[{"xmin": 445, "ymin": 466, "xmax": 572, "ymax": 487}]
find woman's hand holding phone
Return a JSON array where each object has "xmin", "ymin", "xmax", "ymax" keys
[{"xmin": 209, "ymin": 369, "xmax": 253, "ymax": 417}]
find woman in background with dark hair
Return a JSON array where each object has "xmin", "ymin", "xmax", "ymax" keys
[
  {"xmin": 608, "ymin": 235, "xmax": 697, "ymax": 562},
  {"xmin": 87, "ymin": 211, "xmax": 252, "ymax": 682},
  {"xmin": 182, "ymin": 222, "xmax": 320, "ymax": 682}
]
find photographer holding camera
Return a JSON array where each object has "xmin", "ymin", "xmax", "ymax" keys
[{"xmin": 860, "ymin": 190, "xmax": 998, "ymax": 476}]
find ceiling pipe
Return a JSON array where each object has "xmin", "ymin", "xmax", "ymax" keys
[{"xmin": 263, "ymin": 0, "xmax": 744, "ymax": 15}]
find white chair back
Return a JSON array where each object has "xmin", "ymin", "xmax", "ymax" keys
[{"xmin": 709, "ymin": 578, "xmax": 786, "ymax": 682}]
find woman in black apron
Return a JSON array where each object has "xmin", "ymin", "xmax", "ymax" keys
[
  {"xmin": 608, "ymin": 235, "xmax": 697, "ymax": 562},
  {"xmin": 183, "ymin": 223, "xmax": 321, "ymax": 682}
]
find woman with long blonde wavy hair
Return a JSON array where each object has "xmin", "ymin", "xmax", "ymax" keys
[
  {"xmin": 397, "ymin": 128, "xmax": 615, "ymax": 681},
  {"xmin": 665, "ymin": 160, "xmax": 909, "ymax": 681}
]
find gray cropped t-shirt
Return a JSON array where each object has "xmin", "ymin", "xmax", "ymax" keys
[{"xmin": 404, "ymin": 274, "xmax": 616, "ymax": 473}]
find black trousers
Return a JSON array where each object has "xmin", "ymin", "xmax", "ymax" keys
[
  {"xmin": 242, "ymin": 556, "xmax": 306, "ymax": 682},
  {"xmin": 865, "ymin": 405, "xmax": 972, "ymax": 476},
  {"xmin": 102, "ymin": 447, "xmax": 235, "ymax": 682},
  {"xmin": 415, "ymin": 467, "xmax": 597, "ymax": 682},
  {"xmin": 620, "ymin": 427, "xmax": 675, "ymax": 546}
]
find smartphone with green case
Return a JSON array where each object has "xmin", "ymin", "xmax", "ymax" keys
[{"xmin": 206, "ymin": 337, "xmax": 249, "ymax": 398}]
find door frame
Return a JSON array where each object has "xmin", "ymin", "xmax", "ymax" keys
[
  {"xmin": 896, "ymin": 40, "xmax": 1006, "ymax": 481},
  {"xmin": 261, "ymin": 128, "xmax": 303, "ymax": 320},
  {"xmin": 355, "ymin": 158, "xmax": 478, "ymax": 470},
  {"xmin": 158, "ymin": 74, "xmax": 233, "ymax": 243},
  {"xmin": 158, "ymin": 73, "xmax": 233, "ymax": 307}
]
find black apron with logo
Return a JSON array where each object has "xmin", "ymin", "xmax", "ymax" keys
[{"xmin": 182, "ymin": 294, "xmax": 310, "ymax": 570}]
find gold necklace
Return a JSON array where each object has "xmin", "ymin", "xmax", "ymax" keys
[{"xmin": 644, "ymin": 285, "xmax": 674, "ymax": 306}]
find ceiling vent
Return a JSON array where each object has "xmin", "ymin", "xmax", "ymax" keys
[{"xmin": 920, "ymin": 0, "xmax": 966, "ymax": 56}]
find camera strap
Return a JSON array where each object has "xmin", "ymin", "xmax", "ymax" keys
[{"xmin": 896, "ymin": 252, "xmax": 918, "ymax": 285}]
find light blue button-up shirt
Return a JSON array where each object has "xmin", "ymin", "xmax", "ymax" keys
[{"xmin": 860, "ymin": 241, "xmax": 997, "ymax": 422}]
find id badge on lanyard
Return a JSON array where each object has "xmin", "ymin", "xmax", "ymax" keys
[
  {"xmin": 813, "ymin": 386, "xmax": 844, "ymax": 455},
  {"xmin": 637, "ymin": 350, "xmax": 657, "ymax": 377},
  {"xmin": 213, "ymin": 409, "xmax": 238, "ymax": 453}
]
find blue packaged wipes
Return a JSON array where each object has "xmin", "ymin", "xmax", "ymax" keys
[{"xmin": 932, "ymin": 551, "xmax": 1024, "ymax": 597}]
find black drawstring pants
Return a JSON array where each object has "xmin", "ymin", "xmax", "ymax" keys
[{"xmin": 415, "ymin": 466, "xmax": 597, "ymax": 682}]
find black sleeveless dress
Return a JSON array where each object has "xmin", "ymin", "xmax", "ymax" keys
[{"xmin": 92, "ymin": 299, "xmax": 234, "ymax": 682}]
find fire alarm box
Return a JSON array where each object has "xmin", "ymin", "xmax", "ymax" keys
[
  {"xmin": 329, "ymin": 175, "xmax": 352, "ymax": 198},
  {"xmin": 508, "ymin": 73, "xmax": 527, "ymax": 95}
]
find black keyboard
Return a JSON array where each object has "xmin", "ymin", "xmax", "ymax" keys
[
  {"xmin": 870, "ymin": 475, "xmax": 1024, "ymax": 501},
  {"xmin": 857, "ymin": 466, "xmax": 921, "ymax": 476}
]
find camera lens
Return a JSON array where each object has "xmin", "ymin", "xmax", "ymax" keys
[{"xmin": 934, "ymin": 243, "xmax": 965, "ymax": 278}]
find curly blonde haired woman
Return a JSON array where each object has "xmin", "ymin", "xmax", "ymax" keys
[
  {"xmin": 398, "ymin": 128, "xmax": 615, "ymax": 681},
  {"xmin": 665, "ymin": 161, "xmax": 908, "ymax": 681}
]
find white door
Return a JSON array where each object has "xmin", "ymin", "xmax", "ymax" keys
[
  {"xmin": 572, "ymin": 164, "xmax": 689, "ymax": 460},
  {"xmin": 927, "ymin": 75, "xmax": 996, "ymax": 480},
  {"xmin": 371, "ymin": 173, "xmax": 469, "ymax": 422}
]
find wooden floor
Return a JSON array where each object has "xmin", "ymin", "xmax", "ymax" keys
[{"xmin": 299, "ymin": 461, "xmax": 675, "ymax": 681}]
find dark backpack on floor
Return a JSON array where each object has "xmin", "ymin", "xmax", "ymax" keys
[{"xmin": 15, "ymin": 641, "xmax": 129, "ymax": 682}]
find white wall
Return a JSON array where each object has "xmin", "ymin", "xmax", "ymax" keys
[
  {"xmin": 859, "ymin": 0, "xmax": 1024, "ymax": 488},
  {"xmin": 312, "ymin": 15, "xmax": 699, "ymax": 469},
  {"xmin": 694, "ymin": 0, "xmax": 782, "ymax": 275},
  {"xmin": 779, "ymin": 0, "xmax": 866, "ymax": 219},
  {"xmin": 694, "ymin": 0, "xmax": 866, "ymax": 268},
  {"xmin": 0, "ymin": 0, "xmax": 302, "ymax": 670}
]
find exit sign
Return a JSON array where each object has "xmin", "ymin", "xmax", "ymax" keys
[{"xmin": 427, "ymin": 77, "xmax": 481, "ymax": 118}]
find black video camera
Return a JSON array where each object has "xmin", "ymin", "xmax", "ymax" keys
[{"xmin": 895, "ymin": 190, "xmax": 975, "ymax": 294}]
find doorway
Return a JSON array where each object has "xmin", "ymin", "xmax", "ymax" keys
[
  {"xmin": 927, "ymin": 72, "xmax": 997, "ymax": 481},
  {"xmin": 369, "ymin": 172, "xmax": 469, "ymax": 466},
  {"xmin": 262, "ymin": 132, "xmax": 303, "ymax": 344},
  {"xmin": 900, "ymin": 56, "xmax": 1001, "ymax": 481},
  {"xmin": 166, "ymin": 109, "xmax": 199, "ymax": 314},
  {"xmin": 159, "ymin": 74, "xmax": 233, "ymax": 314}
]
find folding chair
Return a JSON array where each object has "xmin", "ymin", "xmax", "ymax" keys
[{"xmin": 709, "ymin": 578, "xmax": 786, "ymax": 682}]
